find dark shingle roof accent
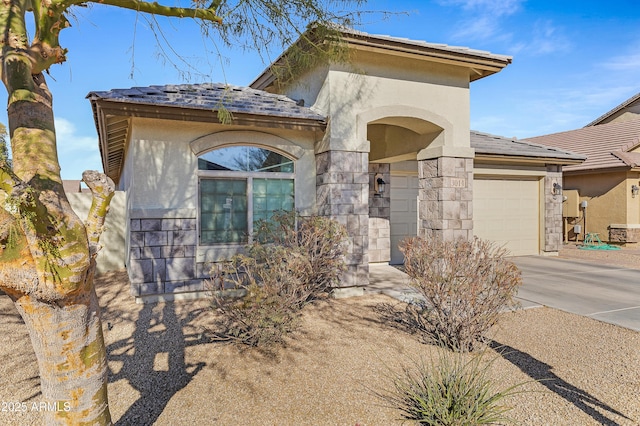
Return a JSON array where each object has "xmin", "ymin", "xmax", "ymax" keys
[
  {"xmin": 471, "ymin": 130, "xmax": 586, "ymax": 162},
  {"xmin": 88, "ymin": 83, "xmax": 326, "ymax": 122},
  {"xmin": 524, "ymin": 119, "xmax": 640, "ymax": 172},
  {"xmin": 88, "ymin": 83, "xmax": 326, "ymax": 184}
]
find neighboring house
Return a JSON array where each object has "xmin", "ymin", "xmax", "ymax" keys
[
  {"xmin": 526, "ymin": 93, "xmax": 640, "ymax": 245},
  {"xmin": 585, "ymin": 92, "xmax": 640, "ymax": 126},
  {"xmin": 89, "ymin": 28, "xmax": 583, "ymax": 301}
]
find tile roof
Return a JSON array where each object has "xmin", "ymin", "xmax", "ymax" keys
[
  {"xmin": 87, "ymin": 83, "xmax": 326, "ymax": 123},
  {"xmin": 585, "ymin": 92, "xmax": 640, "ymax": 127},
  {"xmin": 524, "ymin": 119, "xmax": 640, "ymax": 172},
  {"xmin": 471, "ymin": 130, "xmax": 585, "ymax": 162},
  {"xmin": 251, "ymin": 26, "xmax": 511, "ymax": 89},
  {"xmin": 340, "ymin": 27, "xmax": 513, "ymax": 64}
]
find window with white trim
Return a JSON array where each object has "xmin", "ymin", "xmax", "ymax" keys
[{"xmin": 198, "ymin": 146, "xmax": 295, "ymax": 245}]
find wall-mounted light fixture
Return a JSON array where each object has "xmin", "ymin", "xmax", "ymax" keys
[
  {"xmin": 632, "ymin": 184, "xmax": 639, "ymax": 198},
  {"xmin": 552, "ymin": 182, "xmax": 562, "ymax": 199},
  {"xmin": 374, "ymin": 173, "xmax": 386, "ymax": 197}
]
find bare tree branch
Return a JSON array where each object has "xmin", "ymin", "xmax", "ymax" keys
[
  {"xmin": 81, "ymin": 0, "xmax": 223, "ymax": 23},
  {"xmin": 82, "ymin": 170, "xmax": 115, "ymax": 257}
]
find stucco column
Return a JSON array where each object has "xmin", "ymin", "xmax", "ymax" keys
[
  {"xmin": 316, "ymin": 150, "xmax": 370, "ymax": 289},
  {"xmin": 418, "ymin": 156, "xmax": 474, "ymax": 241},
  {"xmin": 544, "ymin": 165, "xmax": 563, "ymax": 253}
]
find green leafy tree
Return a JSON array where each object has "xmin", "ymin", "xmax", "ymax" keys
[{"xmin": 0, "ymin": 1, "xmax": 367, "ymax": 424}]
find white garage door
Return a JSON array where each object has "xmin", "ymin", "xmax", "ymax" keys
[
  {"xmin": 473, "ymin": 177, "xmax": 540, "ymax": 256},
  {"xmin": 390, "ymin": 174, "xmax": 419, "ymax": 264}
]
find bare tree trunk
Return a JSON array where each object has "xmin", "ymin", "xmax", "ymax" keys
[
  {"xmin": 0, "ymin": 47, "xmax": 114, "ymax": 423},
  {"xmin": 10, "ymin": 284, "xmax": 112, "ymax": 425}
]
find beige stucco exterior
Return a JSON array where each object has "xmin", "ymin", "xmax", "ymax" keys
[
  {"xmin": 272, "ymin": 49, "xmax": 475, "ymax": 161},
  {"xmin": 563, "ymin": 171, "xmax": 640, "ymax": 243},
  {"xmin": 88, "ymin": 29, "xmax": 583, "ymax": 300},
  {"xmin": 252, "ymin": 36, "xmax": 500, "ymax": 284},
  {"xmin": 116, "ymin": 116, "xmax": 322, "ymax": 294},
  {"xmin": 122, "ymin": 118, "xmax": 318, "ymax": 213}
]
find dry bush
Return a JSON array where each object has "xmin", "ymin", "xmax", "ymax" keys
[
  {"xmin": 253, "ymin": 211, "xmax": 348, "ymax": 298},
  {"xmin": 207, "ymin": 246, "xmax": 312, "ymax": 346},
  {"xmin": 399, "ymin": 237, "xmax": 522, "ymax": 352},
  {"xmin": 208, "ymin": 213, "xmax": 347, "ymax": 346}
]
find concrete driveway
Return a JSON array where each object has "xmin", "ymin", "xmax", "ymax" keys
[{"xmin": 512, "ymin": 256, "xmax": 640, "ymax": 331}]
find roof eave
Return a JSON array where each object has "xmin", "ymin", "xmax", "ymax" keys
[
  {"xmin": 342, "ymin": 33, "xmax": 512, "ymax": 80},
  {"xmin": 473, "ymin": 153, "xmax": 585, "ymax": 166},
  {"xmin": 250, "ymin": 30, "xmax": 511, "ymax": 90},
  {"xmin": 92, "ymin": 99, "xmax": 327, "ymax": 131},
  {"xmin": 90, "ymin": 98, "xmax": 327, "ymax": 185},
  {"xmin": 563, "ymin": 165, "xmax": 635, "ymax": 176},
  {"xmin": 89, "ymin": 98, "xmax": 131, "ymax": 184}
]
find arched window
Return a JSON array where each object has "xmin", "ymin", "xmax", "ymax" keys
[{"xmin": 198, "ymin": 146, "xmax": 295, "ymax": 245}]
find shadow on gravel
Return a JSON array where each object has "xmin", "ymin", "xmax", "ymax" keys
[
  {"xmin": 107, "ymin": 301, "xmax": 209, "ymax": 425},
  {"xmin": 490, "ymin": 340, "xmax": 632, "ymax": 426},
  {"xmin": 0, "ymin": 294, "xmax": 42, "ymax": 404}
]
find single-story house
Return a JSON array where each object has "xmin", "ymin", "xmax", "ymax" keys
[
  {"xmin": 526, "ymin": 93, "xmax": 640, "ymax": 244},
  {"xmin": 88, "ymin": 28, "xmax": 584, "ymax": 301}
]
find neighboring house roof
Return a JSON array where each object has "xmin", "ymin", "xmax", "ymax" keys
[
  {"xmin": 585, "ymin": 92, "xmax": 640, "ymax": 127},
  {"xmin": 251, "ymin": 27, "xmax": 512, "ymax": 90},
  {"xmin": 471, "ymin": 131, "xmax": 586, "ymax": 164},
  {"xmin": 524, "ymin": 118, "xmax": 640, "ymax": 172},
  {"xmin": 88, "ymin": 83, "xmax": 326, "ymax": 183}
]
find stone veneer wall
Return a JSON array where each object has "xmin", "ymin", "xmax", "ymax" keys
[
  {"xmin": 316, "ymin": 150, "xmax": 369, "ymax": 287},
  {"xmin": 128, "ymin": 217, "xmax": 202, "ymax": 297},
  {"xmin": 418, "ymin": 157, "xmax": 473, "ymax": 241},
  {"xmin": 368, "ymin": 163, "xmax": 390, "ymax": 263},
  {"xmin": 544, "ymin": 165, "xmax": 563, "ymax": 252},
  {"xmin": 609, "ymin": 225, "xmax": 640, "ymax": 244}
]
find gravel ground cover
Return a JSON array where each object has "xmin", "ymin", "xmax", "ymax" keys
[
  {"xmin": 559, "ymin": 242, "xmax": 640, "ymax": 269},
  {"xmin": 1, "ymin": 246, "xmax": 639, "ymax": 425}
]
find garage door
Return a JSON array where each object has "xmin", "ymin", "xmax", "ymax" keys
[
  {"xmin": 390, "ymin": 174, "xmax": 419, "ymax": 264},
  {"xmin": 473, "ymin": 177, "xmax": 540, "ymax": 256}
]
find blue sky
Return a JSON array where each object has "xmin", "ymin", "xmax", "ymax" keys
[{"xmin": 2, "ymin": 0, "xmax": 639, "ymax": 179}]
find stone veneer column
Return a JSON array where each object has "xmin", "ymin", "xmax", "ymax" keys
[
  {"xmin": 316, "ymin": 150, "xmax": 369, "ymax": 288},
  {"xmin": 128, "ymin": 217, "xmax": 200, "ymax": 297},
  {"xmin": 544, "ymin": 165, "xmax": 563, "ymax": 253},
  {"xmin": 418, "ymin": 157, "xmax": 473, "ymax": 241},
  {"xmin": 368, "ymin": 163, "xmax": 390, "ymax": 263}
]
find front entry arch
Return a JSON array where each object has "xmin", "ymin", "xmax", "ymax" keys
[{"xmin": 364, "ymin": 110, "xmax": 450, "ymax": 264}]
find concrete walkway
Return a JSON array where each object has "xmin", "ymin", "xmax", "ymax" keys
[
  {"xmin": 366, "ymin": 263, "xmax": 422, "ymax": 303},
  {"xmin": 367, "ymin": 257, "xmax": 640, "ymax": 332}
]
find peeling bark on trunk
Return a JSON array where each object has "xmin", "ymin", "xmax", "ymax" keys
[
  {"xmin": 0, "ymin": 1, "xmax": 220, "ymax": 423},
  {"xmin": 0, "ymin": 48, "xmax": 115, "ymax": 422},
  {"xmin": 10, "ymin": 286, "xmax": 112, "ymax": 425}
]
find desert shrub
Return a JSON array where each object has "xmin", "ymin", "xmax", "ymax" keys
[
  {"xmin": 399, "ymin": 237, "xmax": 522, "ymax": 352},
  {"xmin": 379, "ymin": 350, "xmax": 521, "ymax": 425},
  {"xmin": 253, "ymin": 211, "xmax": 348, "ymax": 298},
  {"xmin": 208, "ymin": 212, "xmax": 347, "ymax": 346}
]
